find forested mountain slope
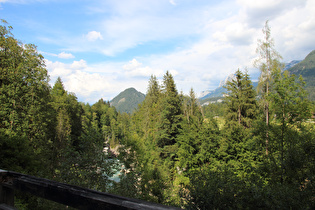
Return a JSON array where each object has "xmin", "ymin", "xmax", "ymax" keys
[
  {"xmin": 287, "ymin": 50, "xmax": 315, "ymax": 100},
  {"xmin": 110, "ymin": 88, "xmax": 145, "ymax": 113}
]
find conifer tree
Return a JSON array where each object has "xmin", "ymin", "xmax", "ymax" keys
[
  {"xmin": 49, "ymin": 77, "xmax": 85, "ymax": 173},
  {"xmin": 182, "ymin": 88, "xmax": 203, "ymax": 125},
  {"xmin": 146, "ymin": 75, "xmax": 161, "ymax": 105},
  {"xmin": 255, "ymin": 20, "xmax": 282, "ymax": 155},
  {"xmin": 221, "ymin": 69, "xmax": 258, "ymax": 169},
  {"xmin": 224, "ymin": 69, "xmax": 257, "ymax": 128},
  {"xmin": 157, "ymin": 71, "xmax": 182, "ymax": 148},
  {"xmin": 142, "ymin": 75, "xmax": 161, "ymax": 141},
  {"xmin": 177, "ymin": 88, "xmax": 203, "ymax": 171}
]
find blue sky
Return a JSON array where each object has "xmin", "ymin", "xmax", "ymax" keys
[{"xmin": 1, "ymin": 0, "xmax": 315, "ymax": 104}]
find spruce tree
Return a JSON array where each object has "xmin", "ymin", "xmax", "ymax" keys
[
  {"xmin": 142, "ymin": 75, "xmax": 161, "ymax": 141},
  {"xmin": 224, "ymin": 69, "xmax": 257, "ymax": 128},
  {"xmin": 157, "ymin": 71, "xmax": 182, "ymax": 148},
  {"xmin": 177, "ymin": 88, "xmax": 203, "ymax": 171}
]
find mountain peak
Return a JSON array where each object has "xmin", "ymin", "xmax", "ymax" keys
[
  {"xmin": 110, "ymin": 88, "xmax": 145, "ymax": 113},
  {"xmin": 219, "ymin": 73, "xmax": 236, "ymax": 87}
]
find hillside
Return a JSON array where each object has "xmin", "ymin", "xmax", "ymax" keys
[
  {"xmin": 287, "ymin": 50, "xmax": 315, "ymax": 100},
  {"xmin": 110, "ymin": 88, "xmax": 145, "ymax": 113}
]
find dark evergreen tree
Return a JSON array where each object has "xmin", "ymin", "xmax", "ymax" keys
[
  {"xmin": 157, "ymin": 71, "xmax": 182, "ymax": 148},
  {"xmin": 141, "ymin": 75, "xmax": 161, "ymax": 142},
  {"xmin": 224, "ymin": 69, "xmax": 257, "ymax": 128},
  {"xmin": 177, "ymin": 88, "xmax": 204, "ymax": 171}
]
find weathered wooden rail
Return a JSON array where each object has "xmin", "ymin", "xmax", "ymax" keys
[{"xmin": 0, "ymin": 169, "xmax": 180, "ymax": 210}]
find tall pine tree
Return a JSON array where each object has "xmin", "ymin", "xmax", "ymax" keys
[{"xmin": 255, "ymin": 20, "xmax": 282, "ymax": 155}]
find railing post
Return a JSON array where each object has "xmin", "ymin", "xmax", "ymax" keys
[
  {"xmin": 0, "ymin": 185, "xmax": 14, "ymax": 206},
  {"xmin": 0, "ymin": 170, "xmax": 14, "ymax": 207}
]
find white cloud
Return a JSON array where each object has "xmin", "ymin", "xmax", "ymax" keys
[
  {"xmin": 123, "ymin": 58, "xmax": 142, "ymax": 70},
  {"xmin": 0, "ymin": 0, "xmax": 24, "ymax": 3},
  {"xmin": 86, "ymin": 31, "xmax": 103, "ymax": 41},
  {"xmin": 234, "ymin": 0, "xmax": 315, "ymax": 61},
  {"xmin": 71, "ymin": 59, "xmax": 87, "ymax": 69},
  {"xmin": 237, "ymin": 0, "xmax": 308, "ymax": 27},
  {"xmin": 45, "ymin": 58, "xmax": 154, "ymax": 103},
  {"xmin": 13, "ymin": 0, "xmax": 315, "ymax": 103},
  {"xmin": 169, "ymin": 0, "xmax": 176, "ymax": 6},
  {"xmin": 65, "ymin": 71, "xmax": 111, "ymax": 97},
  {"xmin": 88, "ymin": 1, "xmax": 210, "ymax": 56},
  {"xmin": 123, "ymin": 58, "xmax": 164, "ymax": 77},
  {"xmin": 45, "ymin": 60, "xmax": 73, "ymax": 78},
  {"xmin": 213, "ymin": 21, "xmax": 255, "ymax": 46},
  {"xmin": 237, "ymin": 0, "xmax": 281, "ymax": 10},
  {"xmin": 58, "ymin": 52, "xmax": 74, "ymax": 59},
  {"xmin": 41, "ymin": 51, "xmax": 74, "ymax": 59},
  {"xmin": 67, "ymin": 1, "xmax": 315, "ymax": 100}
]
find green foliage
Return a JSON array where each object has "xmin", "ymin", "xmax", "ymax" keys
[
  {"xmin": 0, "ymin": 134, "xmax": 40, "ymax": 174},
  {"xmin": 0, "ymin": 20, "xmax": 125, "ymax": 208},
  {"xmin": 0, "ymin": 20, "xmax": 52, "ymax": 176},
  {"xmin": 259, "ymin": 68, "xmax": 313, "ymax": 185},
  {"xmin": 184, "ymin": 165, "xmax": 314, "ymax": 209},
  {"xmin": 0, "ymin": 21, "xmax": 52, "ymax": 142},
  {"xmin": 202, "ymin": 102, "xmax": 226, "ymax": 119},
  {"xmin": 1, "ymin": 19, "xmax": 315, "ymax": 209},
  {"xmin": 113, "ymin": 67, "xmax": 314, "ymax": 208},
  {"xmin": 50, "ymin": 77, "xmax": 83, "ymax": 146},
  {"xmin": 224, "ymin": 69, "xmax": 258, "ymax": 128}
]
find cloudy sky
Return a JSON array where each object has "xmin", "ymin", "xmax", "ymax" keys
[{"xmin": 1, "ymin": 0, "xmax": 315, "ymax": 103}]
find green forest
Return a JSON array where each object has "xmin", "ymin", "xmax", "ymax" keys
[{"xmin": 1, "ymin": 20, "xmax": 314, "ymax": 209}]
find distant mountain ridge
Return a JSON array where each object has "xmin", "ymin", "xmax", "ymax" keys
[
  {"xmin": 284, "ymin": 60, "xmax": 301, "ymax": 70},
  {"xmin": 110, "ymin": 51, "xmax": 315, "ymax": 112},
  {"xmin": 110, "ymin": 88, "xmax": 145, "ymax": 113},
  {"xmin": 199, "ymin": 86, "xmax": 226, "ymax": 101},
  {"xmin": 198, "ymin": 61, "xmax": 303, "ymax": 105},
  {"xmin": 198, "ymin": 50, "xmax": 315, "ymax": 103},
  {"xmin": 199, "ymin": 73, "xmax": 236, "ymax": 101}
]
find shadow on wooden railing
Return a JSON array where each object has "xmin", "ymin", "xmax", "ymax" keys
[{"xmin": 0, "ymin": 169, "xmax": 180, "ymax": 210}]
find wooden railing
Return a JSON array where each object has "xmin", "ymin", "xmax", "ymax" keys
[{"xmin": 0, "ymin": 169, "xmax": 180, "ymax": 210}]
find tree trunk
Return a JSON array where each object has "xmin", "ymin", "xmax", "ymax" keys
[
  {"xmin": 266, "ymin": 81, "xmax": 269, "ymax": 155},
  {"xmin": 238, "ymin": 106, "xmax": 241, "ymax": 125}
]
